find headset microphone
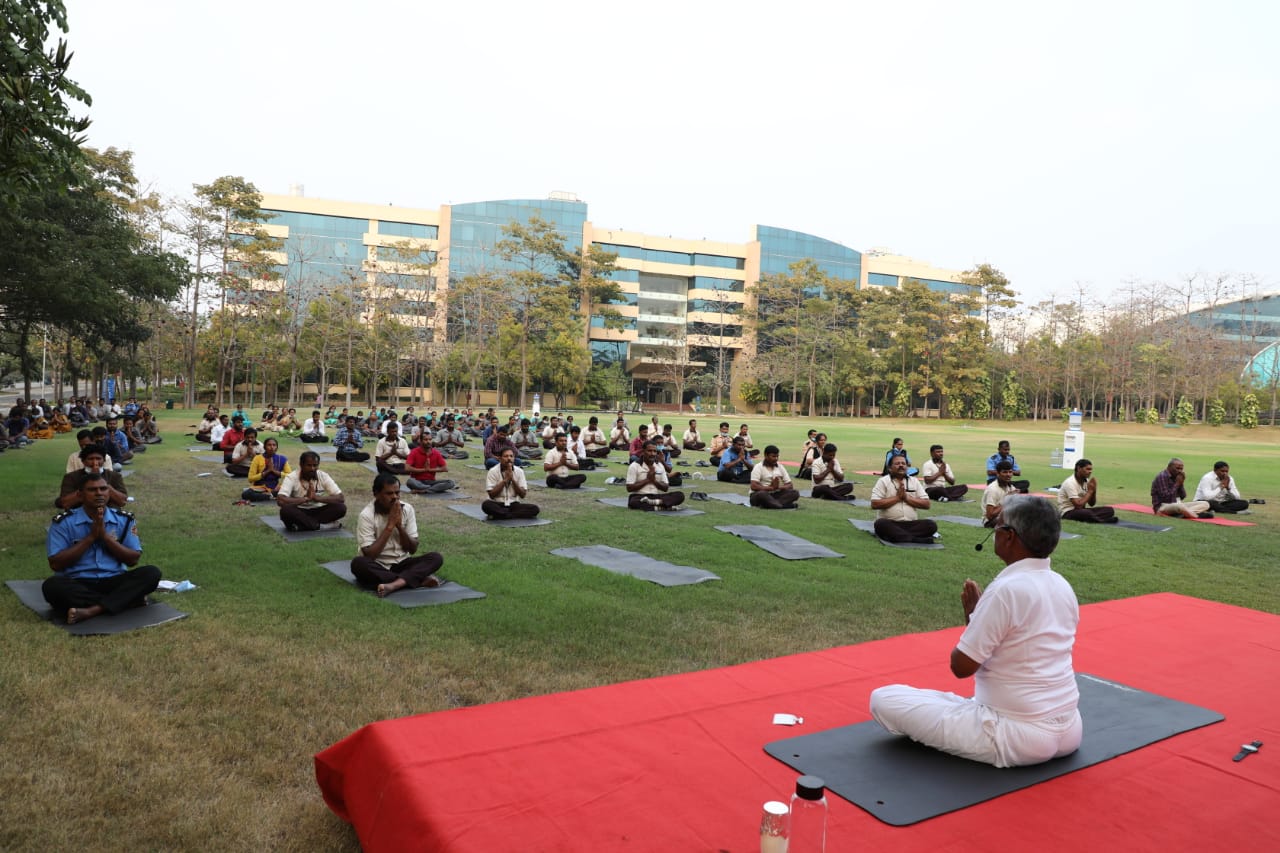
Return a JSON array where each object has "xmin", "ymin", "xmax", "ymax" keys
[{"xmin": 974, "ymin": 526, "xmax": 996, "ymax": 552}]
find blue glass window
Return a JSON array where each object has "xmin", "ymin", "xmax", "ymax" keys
[{"xmin": 379, "ymin": 220, "xmax": 439, "ymax": 239}]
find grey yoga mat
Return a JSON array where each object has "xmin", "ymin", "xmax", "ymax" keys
[
  {"xmin": 530, "ymin": 479, "xmax": 606, "ymax": 492},
  {"xmin": 257, "ymin": 515, "xmax": 354, "ymax": 541},
  {"xmin": 446, "ymin": 503, "xmax": 553, "ymax": 527},
  {"xmin": 6, "ymin": 579, "xmax": 188, "ymax": 635},
  {"xmin": 318, "ymin": 560, "xmax": 486, "ymax": 607},
  {"xmin": 550, "ymin": 545, "xmax": 720, "ymax": 587},
  {"xmin": 764, "ymin": 672, "xmax": 1224, "ymax": 826},
  {"xmin": 849, "ymin": 518, "xmax": 944, "ymax": 550},
  {"xmin": 714, "ymin": 525, "xmax": 843, "ymax": 559},
  {"xmin": 595, "ymin": 497, "xmax": 705, "ymax": 515},
  {"xmin": 1114, "ymin": 520, "xmax": 1173, "ymax": 532}
]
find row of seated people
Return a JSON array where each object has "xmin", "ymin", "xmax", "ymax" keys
[{"xmin": 7, "ymin": 398, "xmax": 157, "ymax": 448}]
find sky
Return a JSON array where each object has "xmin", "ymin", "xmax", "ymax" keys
[{"xmin": 57, "ymin": 0, "xmax": 1280, "ymax": 306}]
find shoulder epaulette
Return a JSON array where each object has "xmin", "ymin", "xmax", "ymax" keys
[
  {"xmin": 52, "ymin": 510, "xmax": 73, "ymax": 523},
  {"xmin": 118, "ymin": 510, "xmax": 136, "ymax": 521}
]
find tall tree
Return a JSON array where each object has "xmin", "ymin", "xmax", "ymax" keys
[
  {"xmin": 495, "ymin": 215, "xmax": 602, "ymax": 408},
  {"xmin": 0, "ymin": 151, "xmax": 185, "ymax": 399},
  {"xmin": 0, "ymin": 0, "xmax": 91, "ymax": 209},
  {"xmin": 190, "ymin": 176, "xmax": 277, "ymax": 405}
]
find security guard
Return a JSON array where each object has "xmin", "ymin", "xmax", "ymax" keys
[{"xmin": 44, "ymin": 472, "xmax": 160, "ymax": 624}]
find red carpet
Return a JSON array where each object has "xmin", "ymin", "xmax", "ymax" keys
[
  {"xmin": 315, "ymin": 594, "xmax": 1280, "ymax": 852},
  {"xmin": 1113, "ymin": 502, "xmax": 1256, "ymax": 526}
]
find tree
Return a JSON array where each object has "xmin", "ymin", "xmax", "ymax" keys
[
  {"xmin": 495, "ymin": 215, "xmax": 617, "ymax": 408},
  {"xmin": 1001, "ymin": 373, "xmax": 1029, "ymax": 420},
  {"xmin": 447, "ymin": 272, "xmax": 506, "ymax": 406},
  {"xmin": 749, "ymin": 259, "xmax": 846, "ymax": 416},
  {"xmin": 0, "ymin": 151, "xmax": 186, "ymax": 400},
  {"xmin": 0, "ymin": 0, "xmax": 91, "ymax": 209},
  {"xmin": 957, "ymin": 263, "xmax": 1018, "ymax": 349},
  {"xmin": 650, "ymin": 329, "xmax": 698, "ymax": 414},
  {"xmin": 190, "ymin": 176, "xmax": 277, "ymax": 405}
]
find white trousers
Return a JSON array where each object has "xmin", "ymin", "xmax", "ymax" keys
[
  {"xmin": 1157, "ymin": 500, "xmax": 1210, "ymax": 517},
  {"xmin": 869, "ymin": 685, "xmax": 1082, "ymax": 768}
]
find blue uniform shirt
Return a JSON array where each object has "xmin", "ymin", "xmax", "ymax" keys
[
  {"xmin": 986, "ymin": 452, "xmax": 1020, "ymax": 483},
  {"xmin": 719, "ymin": 445, "xmax": 750, "ymax": 475},
  {"xmin": 46, "ymin": 507, "xmax": 142, "ymax": 580}
]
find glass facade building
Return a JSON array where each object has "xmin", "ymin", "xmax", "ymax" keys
[{"xmin": 245, "ymin": 192, "xmax": 966, "ymax": 402}]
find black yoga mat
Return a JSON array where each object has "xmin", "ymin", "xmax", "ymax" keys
[
  {"xmin": 550, "ymin": 545, "xmax": 720, "ymax": 587},
  {"xmin": 764, "ymin": 672, "xmax": 1223, "ymax": 826},
  {"xmin": 318, "ymin": 561, "xmax": 486, "ymax": 607},
  {"xmin": 715, "ymin": 525, "xmax": 843, "ymax": 559},
  {"xmin": 6, "ymin": 579, "xmax": 188, "ymax": 635},
  {"xmin": 446, "ymin": 503, "xmax": 553, "ymax": 527},
  {"xmin": 257, "ymin": 515, "xmax": 354, "ymax": 542}
]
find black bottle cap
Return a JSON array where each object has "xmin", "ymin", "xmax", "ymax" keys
[{"xmin": 795, "ymin": 775, "xmax": 826, "ymax": 800}]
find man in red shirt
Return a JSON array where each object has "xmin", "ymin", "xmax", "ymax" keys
[
  {"xmin": 405, "ymin": 441, "xmax": 456, "ymax": 493},
  {"xmin": 219, "ymin": 416, "xmax": 246, "ymax": 464}
]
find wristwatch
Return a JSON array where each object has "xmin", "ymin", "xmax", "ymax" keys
[{"xmin": 1233, "ymin": 740, "xmax": 1263, "ymax": 762}]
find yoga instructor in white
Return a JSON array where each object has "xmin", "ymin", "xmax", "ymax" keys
[{"xmin": 869, "ymin": 495, "xmax": 1082, "ymax": 767}]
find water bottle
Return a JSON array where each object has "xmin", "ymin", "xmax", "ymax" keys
[{"xmin": 788, "ymin": 775, "xmax": 828, "ymax": 852}]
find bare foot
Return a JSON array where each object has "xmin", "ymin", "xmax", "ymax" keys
[
  {"xmin": 424, "ymin": 575, "xmax": 442, "ymax": 588},
  {"xmin": 377, "ymin": 578, "xmax": 408, "ymax": 597},
  {"xmin": 67, "ymin": 605, "xmax": 104, "ymax": 624}
]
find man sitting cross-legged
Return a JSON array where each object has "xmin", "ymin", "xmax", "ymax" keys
[
  {"xmin": 276, "ymin": 451, "xmax": 347, "ymax": 531},
  {"xmin": 608, "ymin": 417, "xmax": 631, "ymax": 452},
  {"xmin": 716, "ymin": 436, "xmax": 753, "ymax": 485},
  {"xmin": 626, "ymin": 441, "xmax": 686, "ymax": 511},
  {"xmin": 44, "ymin": 472, "xmax": 161, "ymax": 625},
  {"xmin": 921, "ymin": 444, "xmax": 969, "ymax": 502},
  {"xmin": 351, "ymin": 473, "xmax": 444, "ymax": 596},
  {"xmin": 225, "ymin": 427, "xmax": 263, "ymax": 477},
  {"xmin": 1057, "ymin": 458, "xmax": 1117, "ymax": 523},
  {"xmin": 299, "ymin": 410, "xmax": 328, "ymax": 443},
  {"xmin": 512, "ymin": 419, "xmax": 543, "ymax": 460},
  {"xmin": 333, "ymin": 416, "xmax": 371, "ymax": 463},
  {"xmin": 708, "ymin": 422, "xmax": 733, "ymax": 466},
  {"xmin": 870, "ymin": 495, "xmax": 1082, "ymax": 768},
  {"xmin": 217, "ymin": 416, "xmax": 245, "ymax": 464},
  {"xmin": 57, "ymin": 445, "xmax": 128, "ymax": 510},
  {"xmin": 1194, "ymin": 461, "xmax": 1250, "ymax": 514},
  {"xmin": 404, "ymin": 439, "xmax": 457, "ymax": 493},
  {"xmin": 540, "ymin": 416, "xmax": 563, "ymax": 449},
  {"xmin": 196, "ymin": 407, "xmax": 220, "ymax": 443},
  {"xmin": 581, "ymin": 416, "xmax": 610, "ymax": 459},
  {"xmin": 375, "ymin": 421, "xmax": 411, "ymax": 474},
  {"xmin": 567, "ymin": 425, "xmax": 597, "ymax": 470},
  {"xmin": 434, "ymin": 416, "xmax": 470, "ymax": 459},
  {"xmin": 661, "ymin": 424, "xmax": 682, "ymax": 458},
  {"xmin": 682, "ymin": 418, "xmax": 706, "ymax": 451},
  {"xmin": 544, "ymin": 432, "xmax": 587, "ymax": 489},
  {"xmin": 749, "ymin": 444, "xmax": 801, "ymax": 509},
  {"xmin": 1151, "ymin": 457, "xmax": 1212, "ymax": 519},
  {"xmin": 628, "ymin": 424, "xmax": 653, "ymax": 464},
  {"xmin": 810, "ymin": 442, "xmax": 854, "ymax": 501},
  {"xmin": 870, "ymin": 455, "xmax": 938, "ymax": 544},
  {"xmin": 983, "ymin": 460, "xmax": 1020, "ymax": 527},
  {"xmin": 482, "ymin": 448, "xmax": 541, "ymax": 519}
]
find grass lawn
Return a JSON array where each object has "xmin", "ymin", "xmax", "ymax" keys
[{"xmin": 2, "ymin": 409, "xmax": 1277, "ymax": 850}]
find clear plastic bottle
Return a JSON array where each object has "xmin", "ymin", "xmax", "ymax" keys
[{"xmin": 788, "ymin": 775, "xmax": 828, "ymax": 852}]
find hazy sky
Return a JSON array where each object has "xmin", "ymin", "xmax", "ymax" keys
[{"xmin": 60, "ymin": 0, "xmax": 1280, "ymax": 305}]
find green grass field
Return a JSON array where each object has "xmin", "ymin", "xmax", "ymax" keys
[{"xmin": 2, "ymin": 410, "xmax": 1277, "ymax": 851}]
